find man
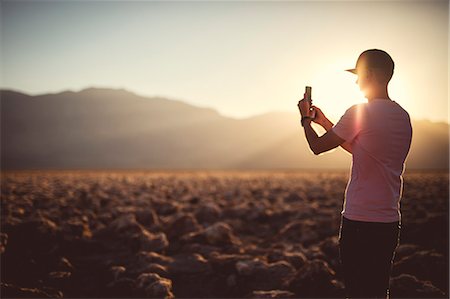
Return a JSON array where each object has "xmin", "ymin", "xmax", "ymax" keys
[{"xmin": 297, "ymin": 49, "xmax": 412, "ymax": 298}]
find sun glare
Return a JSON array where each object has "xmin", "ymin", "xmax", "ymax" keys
[
  {"xmin": 308, "ymin": 61, "xmax": 410, "ymax": 123},
  {"xmin": 310, "ymin": 61, "xmax": 366, "ymax": 123}
]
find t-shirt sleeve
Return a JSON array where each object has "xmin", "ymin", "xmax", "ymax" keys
[{"xmin": 332, "ymin": 104, "xmax": 363, "ymax": 142}]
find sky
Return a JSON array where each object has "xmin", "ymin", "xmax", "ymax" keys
[{"xmin": 1, "ymin": 0, "xmax": 448, "ymax": 123}]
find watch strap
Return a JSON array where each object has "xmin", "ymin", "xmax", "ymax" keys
[{"xmin": 301, "ymin": 116, "xmax": 312, "ymax": 127}]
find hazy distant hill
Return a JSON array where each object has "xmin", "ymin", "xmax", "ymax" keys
[{"xmin": 1, "ymin": 88, "xmax": 448, "ymax": 170}]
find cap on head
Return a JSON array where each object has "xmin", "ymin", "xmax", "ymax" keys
[{"xmin": 346, "ymin": 49, "xmax": 395, "ymax": 82}]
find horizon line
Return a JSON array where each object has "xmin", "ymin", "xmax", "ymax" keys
[{"xmin": 1, "ymin": 85, "xmax": 449, "ymax": 125}]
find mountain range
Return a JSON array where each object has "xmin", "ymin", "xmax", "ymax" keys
[{"xmin": 1, "ymin": 88, "xmax": 448, "ymax": 170}]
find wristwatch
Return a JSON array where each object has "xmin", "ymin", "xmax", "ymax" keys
[{"xmin": 301, "ymin": 116, "xmax": 312, "ymax": 127}]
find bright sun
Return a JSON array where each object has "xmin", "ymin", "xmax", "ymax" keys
[
  {"xmin": 310, "ymin": 62, "xmax": 366, "ymax": 123},
  {"xmin": 308, "ymin": 61, "xmax": 407, "ymax": 123}
]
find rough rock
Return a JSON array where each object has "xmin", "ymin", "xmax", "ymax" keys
[
  {"xmin": 235, "ymin": 258, "xmax": 296, "ymax": 291},
  {"xmin": 277, "ymin": 219, "xmax": 319, "ymax": 245},
  {"xmin": 45, "ymin": 271, "xmax": 72, "ymax": 289},
  {"xmin": 392, "ymin": 250, "xmax": 447, "ymax": 291},
  {"xmin": 318, "ymin": 236, "xmax": 340, "ymax": 270},
  {"xmin": 96, "ymin": 214, "xmax": 168, "ymax": 252},
  {"xmin": 390, "ymin": 274, "xmax": 446, "ymax": 298},
  {"xmin": 179, "ymin": 242, "xmax": 223, "ymax": 258},
  {"xmin": 152, "ymin": 199, "xmax": 179, "ymax": 216},
  {"xmin": 283, "ymin": 192, "xmax": 305, "ymax": 203},
  {"xmin": 204, "ymin": 222, "xmax": 242, "ymax": 246},
  {"xmin": 223, "ymin": 201, "xmax": 272, "ymax": 223},
  {"xmin": 266, "ymin": 249, "xmax": 307, "ymax": 270},
  {"xmin": 0, "ymin": 282, "xmax": 63, "ymax": 298},
  {"xmin": 145, "ymin": 278, "xmax": 174, "ymax": 298},
  {"xmin": 403, "ymin": 214, "xmax": 448, "ymax": 254},
  {"xmin": 168, "ymin": 253, "xmax": 212, "ymax": 275},
  {"xmin": 108, "ymin": 214, "xmax": 142, "ymax": 234},
  {"xmin": 109, "ymin": 265, "xmax": 126, "ymax": 281},
  {"xmin": 3, "ymin": 217, "xmax": 59, "ymax": 255},
  {"xmin": 249, "ymin": 289, "xmax": 296, "ymax": 298},
  {"xmin": 127, "ymin": 251, "xmax": 174, "ymax": 275},
  {"xmin": 162, "ymin": 251, "xmax": 216, "ymax": 298},
  {"xmin": 136, "ymin": 251, "xmax": 174, "ymax": 266},
  {"xmin": 135, "ymin": 208, "xmax": 160, "ymax": 229},
  {"xmin": 147, "ymin": 263, "xmax": 170, "ymax": 277},
  {"xmin": 139, "ymin": 230, "xmax": 169, "ymax": 252},
  {"xmin": 62, "ymin": 219, "xmax": 92, "ymax": 240},
  {"xmin": 236, "ymin": 258, "xmax": 268, "ymax": 276},
  {"xmin": 209, "ymin": 252, "xmax": 254, "ymax": 274},
  {"xmin": 165, "ymin": 213, "xmax": 202, "ymax": 240},
  {"xmin": 106, "ymin": 277, "xmax": 137, "ymax": 297},
  {"xmin": 1, "ymin": 171, "xmax": 447, "ymax": 298},
  {"xmin": 136, "ymin": 273, "xmax": 174, "ymax": 298},
  {"xmin": 287, "ymin": 259, "xmax": 343, "ymax": 298},
  {"xmin": 394, "ymin": 243, "xmax": 421, "ymax": 261},
  {"xmin": 195, "ymin": 202, "xmax": 222, "ymax": 224},
  {"xmin": 181, "ymin": 222, "xmax": 242, "ymax": 248},
  {"xmin": 56, "ymin": 257, "xmax": 74, "ymax": 272}
]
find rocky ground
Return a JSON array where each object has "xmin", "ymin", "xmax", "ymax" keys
[{"xmin": 1, "ymin": 170, "xmax": 448, "ymax": 298}]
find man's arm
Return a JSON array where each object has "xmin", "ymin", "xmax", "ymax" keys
[
  {"xmin": 302, "ymin": 118, "xmax": 345, "ymax": 155},
  {"xmin": 310, "ymin": 105, "xmax": 352, "ymax": 154}
]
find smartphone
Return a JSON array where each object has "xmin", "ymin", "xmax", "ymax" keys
[
  {"xmin": 305, "ymin": 86, "xmax": 316, "ymax": 119},
  {"xmin": 305, "ymin": 86, "xmax": 312, "ymax": 102}
]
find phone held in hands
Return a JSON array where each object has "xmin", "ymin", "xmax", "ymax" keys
[{"xmin": 305, "ymin": 86, "xmax": 316, "ymax": 119}]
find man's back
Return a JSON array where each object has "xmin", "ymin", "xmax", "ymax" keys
[{"xmin": 333, "ymin": 98, "xmax": 413, "ymax": 223}]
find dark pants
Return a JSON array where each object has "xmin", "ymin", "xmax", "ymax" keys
[{"xmin": 338, "ymin": 216, "xmax": 400, "ymax": 299}]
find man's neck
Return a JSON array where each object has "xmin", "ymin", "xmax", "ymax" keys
[{"xmin": 366, "ymin": 87, "xmax": 390, "ymax": 102}]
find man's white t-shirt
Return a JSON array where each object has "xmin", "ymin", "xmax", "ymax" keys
[{"xmin": 332, "ymin": 99, "xmax": 412, "ymax": 223}]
